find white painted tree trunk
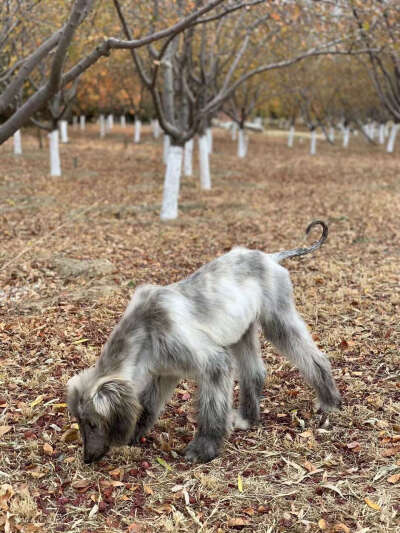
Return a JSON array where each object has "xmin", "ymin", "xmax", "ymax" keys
[
  {"xmin": 72, "ymin": 116, "xmax": 78, "ymax": 129},
  {"xmin": 184, "ymin": 139, "xmax": 193, "ymax": 176},
  {"xmin": 160, "ymin": 145, "xmax": 183, "ymax": 221},
  {"xmin": 107, "ymin": 114, "xmax": 113, "ymax": 131},
  {"xmin": 134, "ymin": 118, "xmax": 141, "ymax": 143},
  {"xmin": 288, "ymin": 126, "xmax": 295, "ymax": 148},
  {"xmin": 79, "ymin": 115, "xmax": 85, "ymax": 130},
  {"xmin": 343, "ymin": 127, "xmax": 350, "ymax": 148},
  {"xmin": 13, "ymin": 129, "xmax": 22, "ymax": 155},
  {"xmin": 59, "ymin": 120, "xmax": 68, "ymax": 143},
  {"xmin": 310, "ymin": 129, "xmax": 317, "ymax": 155},
  {"xmin": 99, "ymin": 114, "xmax": 106, "ymax": 138},
  {"xmin": 238, "ymin": 128, "xmax": 247, "ymax": 158},
  {"xmin": 254, "ymin": 117, "xmax": 262, "ymax": 127},
  {"xmin": 387, "ymin": 124, "xmax": 399, "ymax": 153},
  {"xmin": 231, "ymin": 122, "xmax": 238, "ymax": 141},
  {"xmin": 49, "ymin": 130, "xmax": 61, "ymax": 176},
  {"xmin": 206, "ymin": 128, "xmax": 213, "ymax": 154},
  {"xmin": 370, "ymin": 123, "xmax": 375, "ymax": 140},
  {"xmin": 163, "ymin": 134, "xmax": 170, "ymax": 164},
  {"xmin": 378, "ymin": 124, "xmax": 385, "ymax": 144},
  {"xmin": 153, "ymin": 119, "xmax": 160, "ymax": 139},
  {"xmin": 120, "ymin": 115, "xmax": 126, "ymax": 128},
  {"xmin": 329, "ymin": 127, "xmax": 335, "ymax": 142},
  {"xmin": 384, "ymin": 123, "xmax": 390, "ymax": 138},
  {"xmin": 199, "ymin": 134, "xmax": 211, "ymax": 189}
]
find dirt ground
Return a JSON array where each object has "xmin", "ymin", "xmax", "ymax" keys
[{"xmin": 0, "ymin": 124, "xmax": 399, "ymax": 533}]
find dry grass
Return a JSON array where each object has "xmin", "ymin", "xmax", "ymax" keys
[{"xmin": 0, "ymin": 125, "xmax": 399, "ymax": 533}]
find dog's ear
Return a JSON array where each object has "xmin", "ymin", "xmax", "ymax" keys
[
  {"xmin": 92, "ymin": 377, "xmax": 139, "ymax": 418},
  {"xmin": 92, "ymin": 377, "xmax": 141, "ymax": 444},
  {"xmin": 67, "ymin": 375, "xmax": 80, "ymax": 418},
  {"xmin": 67, "ymin": 367, "xmax": 96, "ymax": 418}
]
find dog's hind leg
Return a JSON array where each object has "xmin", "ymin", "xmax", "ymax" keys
[
  {"xmin": 230, "ymin": 322, "xmax": 266, "ymax": 428},
  {"xmin": 261, "ymin": 270, "xmax": 341, "ymax": 416},
  {"xmin": 130, "ymin": 375, "xmax": 178, "ymax": 444},
  {"xmin": 184, "ymin": 349, "xmax": 233, "ymax": 463}
]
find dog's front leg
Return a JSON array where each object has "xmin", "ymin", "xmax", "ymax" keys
[
  {"xmin": 129, "ymin": 375, "xmax": 178, "ymax": 444},
  {"xmin": 184, "ymin": 352, "xmax": 233, "ymax": 463}
]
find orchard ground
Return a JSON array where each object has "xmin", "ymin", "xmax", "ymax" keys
[{"xmin": 0, "ymin": 125, "xmax": 399, "ymax": 533}]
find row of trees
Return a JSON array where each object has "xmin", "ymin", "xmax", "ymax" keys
[{"xmin": 1, "ymin": 1, "xmax": 399, "ymax": 219}]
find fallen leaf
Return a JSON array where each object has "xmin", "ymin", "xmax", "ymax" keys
[
  {"xmin": 365, "ymin": 498, "xmax": 381, "ymax": 511},
  {"xmin": 109, "ymin": 468, "xmax": 122, "ymax": 480},
  {"xmin": 243, "ymin": 507, "xmax": 255, "ymax": 516},
  {"xmin": 303, "ymin": 460, "xmax": 316, "ymax": 472},
  {"xmin": 88, "ymin": 503, "xmax": 98, "ymax": 518},
  {"xmin": 72, "ymin": 479, "xmax": 91, "ymax": 490},
  {"xmin": 43, "ymin": 443, "xmax": 54, "ymax": 456},
  {"xmin": 156, "ymin": 457, "xmax": 172, "ymax": 471},
  {"xmin": 333, "ymin": 523, "xmax": 351, "ymax": 533},
  {"xmin": 346, "ymin": 441, "xmax": 361, "ymax": 451},
  {"xmin": 28, "ymin": 469, "xmax": 46, "ymax": 479},
  {"xmin": 318, "ymin": 518, "xmax": 327, "ymax": 530},
  {"xmin": 153, "ymin": 503, "xmax": 172, "ymax": 514},
  {"xmin": 143, "ymin": 484, "xmax": 153, "ymax": 495},
  {"xmin": 227, "ymin": 517, "xmax": 249, "ymax": 528},
  {"xmin": 387, "ymin": 473, "xmax": 400, "ymax": 484},
  {"xmin": 52, "ymin": 403, "xmax": 68, "ymax": 411},
  {"xmin": 127, "ymin": 524, "xmax": 143, "ymax": 533},
  {"xmin": 381, "ymin": 446, "xmax": 400, "ymax": 457},
  {"xmin": 61, "ymin": 428, "xmax": 80, "ymax": 443},
  {"xmin": 0, "ymin": 426, "xmax": 11, "ymax": 439},
  {"xmin": 0, "ymin": 484, "xmax": 14, "ymax": 511},
  {"xmin": 237, "ymin": 474, "xmax": 243, "ymax": 493},
  {"xmin": 30, "ymin": 395, "xmax": 44, "ymax": 408}
]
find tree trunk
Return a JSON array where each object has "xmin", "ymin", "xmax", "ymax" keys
[
  {"xmin": 163, "ymin": 134, "xmax": 170, "ymax": 163},
  {"xmin": 100, "ymin": 114, "xmax": 106, "ymax": 138},
  {"xmin": 231, "ymin": 122, "xmax": 237, "ymax": 141},
  {"xmin": 107, "ymin": 114, "xmax": 113, "ymax": 131},
  {"xmin": 329, "ymin": 127, "xmax": 335, "ymax": 143},
  {"xmin": 184, "ymin": 138, "xmax": 193, "ymax": 176},
  {"xmin": 73, "ymin": 115, "xmax": 78, "ymax": 129},
  {"xmin": 160, "ymin": 144, "xmax": 183, "ymax": 221},
  {"xmin": 198, "ymin": 134, "xmax": 211, "ymax": 189},
  {"xmin": 378, "ymin": 124, "xmax": 384, "ymax": 144},
  {"xmin": 49, "ymin": 130, "xmax": 61, "ymax": 176},
  {"xmin": 288, "ymin": 126, "xmax": 295, "ymax": 148},
  {"xmin": 13, "ymin": 130, "xmax": 22, "ymax": 155},
  {"xmin": 369, "ymin": 123, "xmax": 375, "ymax": 140},
  {"xmin": 134, "ymin": 117, "xmax": 141, "ymax": 143},
  {"xmin": 310, "ymin": 129, "xmax": 317, "ymax": 155},
  {"xmin": 152, "ymin": 119, "xmax": 160, "ymax": 139},
  {"xmin": 207, "ymin": 128, "xmax": 213, "ymax": 154},
  {"xmin": 387, "ymin": 124, "xmax": 399, "ymax": 153},
  {"xmin": 121, "ymin": 115, "xmax": 126, "ymax": 128},
  {"xmin": 79, "ymin": 115, "xmax": 85, "ymax": 130},
  {"xmin": 238, "ymin": 128, "xmax": 247, "ymax": 158},
  {"xmin": 343, "ymin": 127, "xmax": 350, "ymax": 148},
  {"xmin": 59, "ymin": 120, "xmax": 68, "ymax": 143}
]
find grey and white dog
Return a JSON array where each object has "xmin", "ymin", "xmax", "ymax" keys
[{"xmin": 68, "ymin": 220, "xmax": 341, "ymax": 464}]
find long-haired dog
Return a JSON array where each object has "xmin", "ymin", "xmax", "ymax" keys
[{"xmin": 68, "ymin": 221, "xmax": 341, "ymax": 464}]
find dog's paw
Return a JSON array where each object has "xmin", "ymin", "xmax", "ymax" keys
[
  {"xmin": 183, "ymin": 437, "xmax": 220, "ymax": 463},
  {"xmin": 231, "ymin": 409, "xmax": 250, "ymax": 430},
  {"xmin": 128, "ymin": 425, "xmax": 148, "ymax": 446}
]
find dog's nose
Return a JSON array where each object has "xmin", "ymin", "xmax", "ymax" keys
[{"xmin": 84, "ymin": 454, "xmax": 94, "ymax": 464}]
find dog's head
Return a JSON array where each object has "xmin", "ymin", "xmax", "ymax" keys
[{"xmin": 67, "ymin": 369, "xmax": 141, "ymax": 463}]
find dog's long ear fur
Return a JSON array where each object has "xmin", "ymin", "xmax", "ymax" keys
[{"xmin": 92, "ymin": 377, "xmax": 141, "ymax": 444}]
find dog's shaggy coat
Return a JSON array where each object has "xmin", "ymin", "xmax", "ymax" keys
[{"xmin": 68, "ymin": 221, "xmax": 341, "ymax": 463}]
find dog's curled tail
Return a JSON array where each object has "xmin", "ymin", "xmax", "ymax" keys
[{"xmin": 271, "ymin": 220, "xmax": 328, "ymax": 263}]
